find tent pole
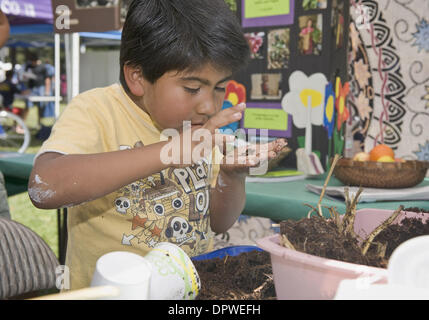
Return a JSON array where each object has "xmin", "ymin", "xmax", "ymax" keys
[
  {"xmin": 71, "ymin": 32, "xmax": 80, "ymax": 98},
  {"xmin": 54, "ymin": 33, "xmax": 60, "ymax": 119},
  {"xmin": 65, "ymin": 33, "xmax": 72, "ymax": 104}
]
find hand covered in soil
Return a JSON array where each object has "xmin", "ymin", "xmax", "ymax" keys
[
  {"xmin": 162, "ymin": 103, "xmax": 246, "ymax": 168},
  {"xmin": 220, "ymin": 138, "xmax": 288, "ymax": 177}
]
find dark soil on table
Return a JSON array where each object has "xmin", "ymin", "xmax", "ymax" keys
[
  {"xmin": 280, "ymin": 208, "xmax": 429, "ymax": 269},
  {"xmin": 194, "ymin": 250, "xmax": 276, "ymax": 300},
  {"xmin": 280, "ymin": 215, "xmax": 386, "ymax": 267},
  {"xmin": 404, "ymin": 207, "xmax": 429, "ymax": 213},
  {"xmin": 193, "ymin": 207, "xmax": 429, "ymax": 300}
]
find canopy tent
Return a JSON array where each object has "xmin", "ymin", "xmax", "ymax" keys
[
  {"xmin": 1, "ymin": 0, "xmax": 53, "ymax": 25},
  {"xmin": 3, "ymin": 0, "xmax": 122, "ymax": 117},
  {"xmin": 7, "ymin": 24, "xmax": 122, "ymax": 48}
]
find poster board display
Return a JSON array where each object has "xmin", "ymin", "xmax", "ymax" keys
[{"xmin": 229, "ymin": 0, "xmax": 350, "ymax": 168}]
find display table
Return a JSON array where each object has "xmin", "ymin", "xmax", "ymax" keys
[
  {"xmin": 244, "ymin": 175, "xmax": 429, "ymax": 221},
  {"xmin": 1, "ymin": 153, "xmax": 427, "ymax": 258},
  {"xmin": 0, "ymin": 152, "xmax": 67, "ymax": 264},
  {"xmin": 0, "ymin": 152, "xmax": 35, "ymax": 197}
]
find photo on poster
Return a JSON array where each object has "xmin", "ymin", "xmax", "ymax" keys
[
  {"xmin": 242, "ymin": 0, "xmax": 295, "ymax": 28},
  {"xmin": 331, "ymin": 0, "xmax": 345, "ymax": 49},
  {"xmin": 302, "ymin": 0, "xmax": 327, "ymax": 10},
  {"xmin": 267, "ymin": 28, "xmax": 290, "ymax": 69},
  {"xmin": 251, "ymin": 73, "xmax": 282, "ymax": 100},
  {"xmin": 244, "ymin": 32, "xmax": 265, "ymax": 60},
  {"xmin": 298, "ymin": 14, "xmax": 323, "ymax": 55}
]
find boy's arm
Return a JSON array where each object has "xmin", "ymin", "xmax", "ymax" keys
[
  {"xmin": 29, "ymin": 102, "xmax": 247, "ymax": 210},
  {"xmin": 209, "ymin": 138, "xmax": 288, "ymax": 234},
  {"xmin": 209, "ymin": 170, "xmax": 246, "ymax": 234},
  {"xmin": 28, "ymin": 141, "xmax": 169, "ymax": 209}
]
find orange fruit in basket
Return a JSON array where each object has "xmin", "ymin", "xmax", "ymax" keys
[
  {"xmin": 369, "ymin": 144, "xmax": 395, "ymax": 161},
  {"xmin": 377, "ymin": 155, "xmax": 395, "ymax": 162}
]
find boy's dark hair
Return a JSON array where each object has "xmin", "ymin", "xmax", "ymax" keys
[{"xmin": 119, "ymin": 0, "xmax": 250, "ymax": 91}]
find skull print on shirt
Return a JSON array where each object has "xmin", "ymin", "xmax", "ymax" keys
[{"xmin": 113, "ymin": 142, "xmax": 214, "ymax": 256}]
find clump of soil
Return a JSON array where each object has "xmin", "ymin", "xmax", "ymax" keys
[
  {"xmin": 194, "ymin": 250, "xmax": 276, "ymax": 300},
  {"xmin": 192, "ymin": 208, "xmax": 429, "ymax": 300},
  {"xmin": 280, "ymin": 216, "xmax": 385, "ymax": 267},
  {"xmin": 404, "ymin": 207, "xmax": 429, "ymax": 214},
  {"xmin": 278, "ymin": 156, "xmax": 429, "ymax": 269},
  {"xmin": 368, "ymin": 213, "xmax": 429, "ymax": 260}
]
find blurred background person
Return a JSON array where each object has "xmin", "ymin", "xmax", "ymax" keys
[
  {"xmin": 23, "ymin": 52, "xmax": 52, "ymax": 140},
  {"xmin": 0, "ymin": 69, "xmax": 31, "ymax": 133}
]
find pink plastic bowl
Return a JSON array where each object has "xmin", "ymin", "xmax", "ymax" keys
[{"xmin": 257, "ymin": 209, "xmax": 429, "ymax": 300}]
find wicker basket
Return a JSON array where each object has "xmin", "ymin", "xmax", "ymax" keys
[{"xmin": 333, "ymin": 158, "xmax": 429, "ymax": 188}]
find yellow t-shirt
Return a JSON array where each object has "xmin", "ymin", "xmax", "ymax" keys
[{"xmin": 36, "ymin": 84, "xmax": 220, "ymax": 290}]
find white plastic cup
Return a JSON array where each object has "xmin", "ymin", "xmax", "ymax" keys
[
  {"xmin": 144, "ymin": 242, "xmax": 201, "ymax": 300},
  {"xmin": 388, "ymin": 235, "xmax": 429, "ymax": 289},
  {"xmin": 90, "ymin": 251, "xmax": 152, "ymax": 300}
]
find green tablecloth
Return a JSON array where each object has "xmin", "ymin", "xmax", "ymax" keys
[
  {"xmin": 1, "ymin": 153, "xmax": 428, "ymax": 223},
  {"xmin": 244, "ymin": 175, "xmax": 429, "ymax": 221},
  {"xmin": 0, "ymin": 153, "xmax": 35, "ymax": 196},
  {"xmin": 0, "ymin": 152, "xmax": 69, "ymax": 264}
]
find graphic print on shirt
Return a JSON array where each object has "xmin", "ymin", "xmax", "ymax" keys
[{"xmin": 114, "ymin": 142, "xmax": 213, "ymax": 256}]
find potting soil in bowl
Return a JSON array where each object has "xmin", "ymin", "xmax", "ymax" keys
[
  {"xmin": 257, "ymin": 208, "xmax": 429, "ymax": 299},
  {"xmin": 192, "ymin": 246, "xmax": 276, "ymax": 300}
]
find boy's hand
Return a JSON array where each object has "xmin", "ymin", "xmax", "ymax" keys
[
  {"xmin": 220, "ymin": 138, "xmax": 288, "ymax": 177},
  {"xmin": 164, "ymin": 103, "xmax": 246, "ymax": 167},
  {"xmin": 162, "ymin": 102, "xmax": 288, "ymax": 172}
]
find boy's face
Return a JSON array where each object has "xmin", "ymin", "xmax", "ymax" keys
[{"xmin": 138, "ymin": 63, "xmax": 232, "ymax": 132}]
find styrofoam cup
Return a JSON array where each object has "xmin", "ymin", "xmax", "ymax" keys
[
  {"xmin": 90, "ymin": 251, "xmax": 152, "ymax": 300},
  {"xmin": 144, "ymin": 242, "xmax": 200, "ymax": 300},
  {"xmin": 388, "ymin": 235, "xmax": 429, "ymax": 288}
]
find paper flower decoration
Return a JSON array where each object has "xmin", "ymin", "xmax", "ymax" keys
[
  {"xmin": 281, "ymin": 70, "xmax": 328, "ymax": 128},
  {"xmin": 335, "ymin": 77, "xmax": 350, "ymax": 131},
  {"xmin": 323, "ymin": 82, "xmax": 335, "ymax": 139},
  {"xmin": 221, "ymin": 80, "xmax": 246, "ymax": 133},
  {"xmin": 224, "ymin": 80, "xmax": 246, "ymax": 106}
]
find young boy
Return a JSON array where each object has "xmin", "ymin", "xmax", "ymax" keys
[{"xmin": 29, "ymin": 0, "xmax": 287, "ymax": 290}]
